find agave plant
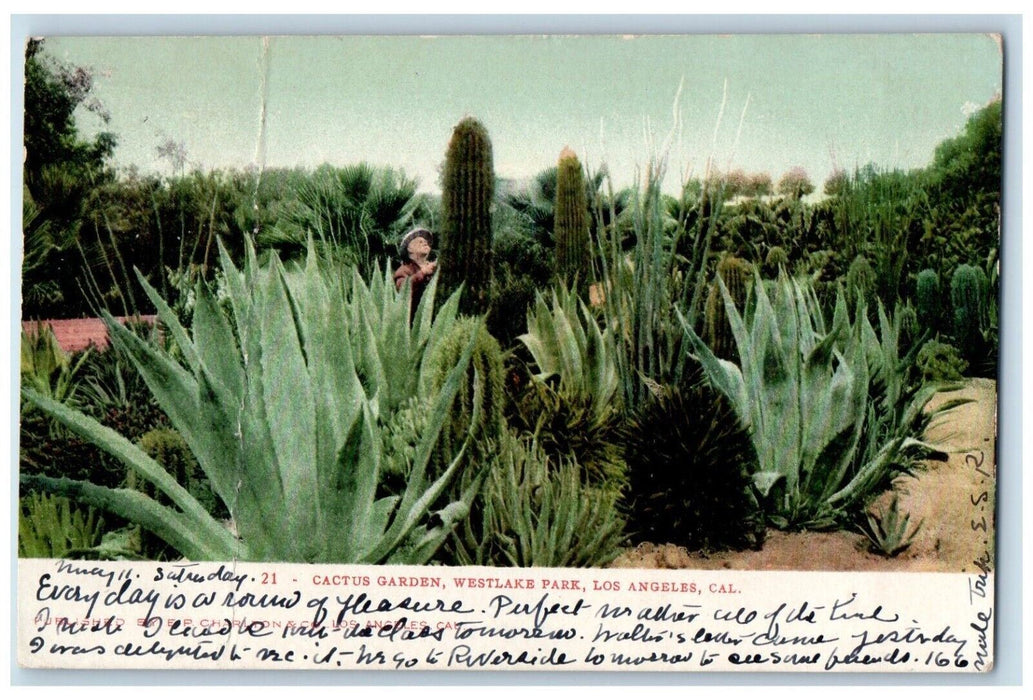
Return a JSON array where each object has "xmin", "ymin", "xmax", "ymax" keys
[
  {"xmin": 680, "ymin": 272, "xmax": 954, "ymax": 530},
  {"xmin": 858, "ymin": 494, "xmax": 923, "ymax": 557},
  {"xmin": 342, "ymin": 262, "xmax": 462, "ymax": 415},
  {"xmin": 22, "ymin": 238, "xmax": 482, "ymax": 563},
  {"xmin": 518, "ymin": 282, "xmax": 619, "ymax": 423}
]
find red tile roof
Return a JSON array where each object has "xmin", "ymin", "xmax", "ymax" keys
[{"xmin": 21, "ymin": 316, "xmax": 158, "ymax": 353}]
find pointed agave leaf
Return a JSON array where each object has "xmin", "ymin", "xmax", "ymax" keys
[
  {"xmin": 388, "ymin": 493, "xmax": 476, "ymax": 566},
  {"xmin": 321, "ymin": 402, "xmax": 367, "ymax": 561},
  {"xmin": 336, "ymin": 404, "xmax": 384, "ymax": 561},
  {"xmin": 366, "ymin": 495, "xmax": 401, "ymax": 543},
  {"xmin": 257, "ymin": 257, "xmax": 320, "ymax": 555},
  {"xmin": 677, "ymin": 308, "xmax": 749, "ymax": 421},
  {"xmin": 133, "ymin": 268, "xmax": 202, "ymax": 376},
  {"xmin": 298, "ymin": 248, "xmax": 365, "ymax": 517},
  {"xmin": 551, "ymin": 305, "xmax": 584, "ymax": 387},
  {"xmin": 411, "ymin": 272, "xmax": 439, "ymax": 340},
  {"xmin": 192, "ymin": 282, "xmax": 244, "ymax": 402},
  {"xmin": 103, "ymin": 315, "xmax": 227, "ymax": 491},
  {"xmin": 21, "ymin": 474, "xmax": 234, "ymax": 561},
  {"xmin": 21, "ymin": 389, "xmax": 239, "ymax": 558},
  {"xmin": 217, "ymin": 237, "xmax": 254, "ymax": 346},
  {"xmin": 362, "ymin": 332, "xmax": 478, "ymax": 563}
]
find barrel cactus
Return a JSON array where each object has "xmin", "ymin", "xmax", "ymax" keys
[
  {"xmin": 554, "ymin": 146, "xmax": 592, "ymax": 299},
  {"xmin": 704, "ymin": 255, "xmax": 751, "ymax": 362},
  {"xmin": 916, "ymin": 268, "xmax": 942, "ymax": 333},
  {"xmin": 439, "ymin": 117, "xmax": 495, "ymax": 316},
  {"xmin": 846, "ymin": 254, "xmax": 877, "ymax": 314},
  {"xmin": 764, "ymin": 245, "xmax": 789, "ymax": 276},
  {"xmin": 421, "ymin": 315, "xmax": 506, "ymax": 473},
  {"xmin": 950, "ymin": 263, "xmax": 988, "ymax": 363}
]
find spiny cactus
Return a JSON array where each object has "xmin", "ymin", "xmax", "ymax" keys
[
  {"xmin": 916, "ymin": 268, "xmax": 942, "ymax": 333},
  {"xmin": 916, "ymin": 339, "xmax": 969, "ymax": 382},
  {"xmin": 509, "ymin": 380, "xmax": 628, "ymax": 492},
  {"xmin": 950, "ymin": 263, "xmax": 988, "ymax": 363},
  {"xmin": 704, "ymin": 255, "xmax": 751, "ymax": 362},
  {"xmin": 421, "ymin": 315, "xmax": 505, "ymax": 474},
  {"xmin": 625, "ymin": 377, "xmax": 764, "ymax": 553},
  {"xmin": 554, "ymin": 146, "xmax": 592, "ymax": 299},
  {"xmin": 439, "ymin": 117, "xmax": 495, "ymax": 316},
  {"xmin": 764, "ymin": 246, "xmax": 789, "ymax": 276},
  {"xmin": 845, "ymin": 254, "xmax": 877, "ymax": 314}
]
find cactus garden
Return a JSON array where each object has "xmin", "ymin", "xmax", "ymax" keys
[{"xmin": 18, "ymin": 36, "xmax": 1001, "ymax": 572}]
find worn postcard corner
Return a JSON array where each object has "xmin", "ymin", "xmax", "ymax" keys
[{"xmin": 17, "ymin": 32, "xmax": 999, "ymax": 673}]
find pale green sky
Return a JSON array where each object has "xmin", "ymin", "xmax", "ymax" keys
[{"xmin": 43, "ymin": 34, "xmax": 1002, "ymax": 194}]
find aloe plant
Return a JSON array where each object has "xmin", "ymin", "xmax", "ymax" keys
[
  {"xmin": 459, "ymin": 431, "xmax": 626, "ymax": 567},
  {"xmin": 22, "ymin": 239, "xmax": 483, "ymax": 563},
  {"xmin": 680, "ymin": 272, "xmax": 952, "ymax": 529},
  {"xmin": 19, "ymin": 492, "xmax": 105, "ymax": 558},
  {"xmin": 21, "ymin": 325, "xmax": 91, "ymax": 408}
]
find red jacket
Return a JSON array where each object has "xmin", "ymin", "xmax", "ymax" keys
[{"xmin": 393, "ymin": 261, "xmax": 434, "ymax": 316}]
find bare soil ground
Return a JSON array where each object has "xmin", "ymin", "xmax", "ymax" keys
[{"xmin": 610, "ymin": 378, "xmax": 998, "ymax": 573}]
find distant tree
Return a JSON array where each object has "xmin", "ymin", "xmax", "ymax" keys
[
  {"xmin": 721, "ymin": 169, "xmax": 750, "ymax": 199},
  {"xmin": 710, "ymin": 169, "xmax": 771, "ymax": 200},
  {"xmin": 23, "ymin": 38, "xmax": 116, "ymax": 198},
  {"xmin": 927, "ymin": 98, "xmax": 1002, "ymax": 201},
  {"xmin": 22, "ymin": 38, "xmax": 117, "ymax": 317},
  {"xmin": 776, "ymin": 167, "xmax": 815, "ymax": 199},
  {"xmin": 746, "ymin": 172, "xmax": 773, "ymax": 197},
  {"xmin": 823, "ymin": 168, "xmax": 849, "ymax": 197}
]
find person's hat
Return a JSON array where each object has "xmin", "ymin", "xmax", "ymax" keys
[{"xmin": 399, "ymin": 228, "xmax": 433, "ymax": 258}]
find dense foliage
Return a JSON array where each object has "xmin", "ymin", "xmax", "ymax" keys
[{"xmin": 20, "ymin": 41, "xmax": 1000, "ymax": 563}]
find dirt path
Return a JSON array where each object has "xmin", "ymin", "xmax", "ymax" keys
[{"xmin": 611, "ymin": 378, "xmax": 998, "ymax": 572}]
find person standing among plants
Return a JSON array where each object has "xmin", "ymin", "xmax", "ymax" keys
[{"xmin": 393, "ymin": 227, "xmax": 437, "ymax": 317}]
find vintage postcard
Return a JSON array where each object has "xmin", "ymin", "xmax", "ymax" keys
[{"xmin": 15, "ymin": 32, "xmax": 1001, "ymax": 672}]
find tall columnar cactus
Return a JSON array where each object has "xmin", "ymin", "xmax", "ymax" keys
[
  {"xmin": 554, "ymin": 146, "xmax": 592, "ymax": 299},
  {"xmin": 846, "ymin": 254, "xmax": 877, "ymax": 313},
  {"xmin": 950, "ymin": 263, "xmax": 988, "ymax": 363},
  {"xmin": 915, "ymin": 268, "xmax": 942, "ymax": 333},
  {"xmin": 439, "ymin": 117, "xmax": 495, "ymax": 316},
  {"xmin": 704, "ymin": 255, "xmax": 751, "ymax": 362}
]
